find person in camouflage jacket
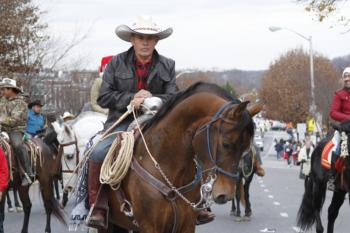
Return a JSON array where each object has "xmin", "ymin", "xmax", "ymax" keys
[{"xmin": 0, "ymin": 78, "xmax": 33, "ymax": 186}]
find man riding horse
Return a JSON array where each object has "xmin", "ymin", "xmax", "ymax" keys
[
  {"xmin": 0, "ymin": 78, "xmax": 34, "ymax": 186},
  {"xmin": 328, "ymin": 66, "xmax": 350, "ymax": 189},
  {"xmin": 86, "ymin": 16, "xmax": 214, "ymax": 229}
]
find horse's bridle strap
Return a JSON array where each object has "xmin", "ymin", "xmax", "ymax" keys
[
  {"xmin": 194, "ymin": 101, "xmax": 241, "ymax": 179},
  {"xmin": 131, "ymin": 158, "xmax": 202, "ymax": 198}
]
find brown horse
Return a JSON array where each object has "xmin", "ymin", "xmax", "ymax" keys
[
  {"xmin": 0, "ymin": 125, "xmax": 69, "ymax": 233},
  {"xmin": 95, "ymin": 82, "xmax": 261, "ymax": 233}
]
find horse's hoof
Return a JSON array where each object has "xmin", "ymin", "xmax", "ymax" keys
[
  {"xmin": 243, "ymin": 215, "xmax": 251, "ymax": 222},
  {"xmin": 8, "ymin": 207, "xmax": 15, "ymax": 212},
  {"xmin": 234, "ymin": 216, "xmax": 243, "ymax": 222},
  {"xmin": 16, "ymin": 207, "xmax": 23, "ymax": 212},
  {"xmin": 245, "ymin": 211, "xmax": 252, "ymax": 217}
]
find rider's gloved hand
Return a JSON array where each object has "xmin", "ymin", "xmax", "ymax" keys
[
  {"xmin": 134, "ymin": 89, "xmax": 152, "ymax": 99},
  {"xmin": 131, "ymin": 97, "xmax": 145, "ymax": 110}
]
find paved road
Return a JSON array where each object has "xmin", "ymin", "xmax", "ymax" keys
[{"xmin": 3, "ymin": 130, "xmax": 350, "ymax": 233}]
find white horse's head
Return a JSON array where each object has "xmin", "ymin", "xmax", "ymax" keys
[{"xmin": 51, "ymin": 117, "xmax": 76, "ymax": 145}]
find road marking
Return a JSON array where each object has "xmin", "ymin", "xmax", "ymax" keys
[
  {"xmin": 264, "ymin": 189, "xmax": 269, "ymax": 192},
  {"xmin": 260, "ymin": 228, "xmax": 276, "ymax": 233},
  {"xmin": 273, "ymin": 201, "xmax": 280, "ymax": 206},
  {"xmin": 258, "ymin": 180, "xmax": 263, "ymax": 184},
  {"xmin": 268, "ymin": 195, "xmax": 274, "ymax": 199},
  {"xmin": 280, "ymin": 212, "xmax": 289, "ymax": 218},
  {"xmin": 261, "ymin": 184, "xmax": 266, "ymax": 188}
]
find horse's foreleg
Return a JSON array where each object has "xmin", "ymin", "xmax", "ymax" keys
[
  {"xmin": 13, "ymin": 187, "xmax": 22, "ymax": 209},
  {"xmin": 327, "ymin": 190, "xmax": 346, "ymax": 233},
  {"xmin": 230, "ymin": 199, "xmax": 236, "ymax": 215},
  {"xmin": 53, "ymin": 178, "xmax": 60, "ymax": 200},
  {"xmin": 40, "ymin": 179, "xmax": 55, "ymax": 233},
  {"xmin": 5, "ymin": 191, "xmax": 12, "ymax": 210},
  {"xmin": 244, "ymin": 175, "xmax": 254, "ymax": 218},
  {"xmin": 234, "ymin": 178, "xmax": 242, "ymax": 221},
  {"xmin": 17, "ymin": 185, "xmax": 31, "ymax": 233}
]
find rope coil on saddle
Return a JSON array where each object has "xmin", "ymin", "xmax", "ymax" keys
[{"xmin": 99, "ymin": 131, "xmax": 134, "ymax": 190}]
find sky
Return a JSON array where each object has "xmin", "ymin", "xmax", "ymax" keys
[{"xmin": 36, "ymin": 0, "xmax": 350, "ymax": 71}]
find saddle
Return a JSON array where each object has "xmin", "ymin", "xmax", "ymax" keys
[
  {"xmin": 321, "ymin": 121, "xmax": 350, "ymax": 172},
  {"xmin": 0, "ymin": 133, "xmax": 41, "ymax": 181}
]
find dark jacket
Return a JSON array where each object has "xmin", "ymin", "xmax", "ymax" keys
[
  {"xmin": 98, "ymin": 47, "xmax": 178, "ymax": 128},
  {"xmin": 330, "ymin": 88, "xmax": 350, "ymax": 122}
]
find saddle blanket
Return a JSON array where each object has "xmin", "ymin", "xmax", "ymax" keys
[{"xmin": 321, "ymin": 131, "xmax": 340, "ymax": 170}]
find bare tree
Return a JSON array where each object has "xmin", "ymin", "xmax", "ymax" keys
[
  {"xmin": 0, "ymin": 0, "xmax": 48, "ymax": 76},
  {"xmin": 259, "ymin": 48, "xmax": 340, "ymax": 124}
]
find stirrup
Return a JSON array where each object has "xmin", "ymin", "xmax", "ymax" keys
[{"xmin": 86, "ymin": 204, "xmax": 109, "ymax": 229}]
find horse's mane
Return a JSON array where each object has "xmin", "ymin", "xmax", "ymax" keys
[
  {"xmin": 143, "ymin": 82, "xmax": 243, "ymax": 132},
  {"xmin": 42, "ymin": 125, "xmax": 59, "ymax": 154}
]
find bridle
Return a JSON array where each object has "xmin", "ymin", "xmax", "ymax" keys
[{"xmin": 194, "ymin": 101, "xmax": 248, "ymax": 179}]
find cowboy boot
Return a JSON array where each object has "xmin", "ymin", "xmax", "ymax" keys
[
  {"xmin": 196, "ymin": 208, "xmax": 216, "ymax": 225},
  {"xmin": 17, "ymin": 148, "xmax": 33, "ymax": 186},
  {"xmin": 86, "ymin": 160, "xmax": 108, "ymax": 229},
  {"xmin": 254, "ymin": 159, "xmax": 265, "ymax": 177}
]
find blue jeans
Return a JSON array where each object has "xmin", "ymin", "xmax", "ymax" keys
[{"xmin": 89, "ymin": 118, "xmax": 133, "ymax": 162}]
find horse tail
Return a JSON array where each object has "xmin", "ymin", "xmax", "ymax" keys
[
  {"xmin": 297, "ymin": 139, "xmax": 328, "ymax": 231},
  {"xmin": 296, "ymin": 175, "xmax": 316, "ymax": 230}
]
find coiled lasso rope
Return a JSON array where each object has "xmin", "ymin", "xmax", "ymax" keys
[{"xmin": 99, "ymin": 130, "xmax": 135, "ymax": 190}]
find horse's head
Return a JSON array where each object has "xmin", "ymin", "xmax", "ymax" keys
[
  {"xmin": 51, "ymin": 116, "xmax": 76, "ymax": 145},
  {"xmin": 193, "ymin": 101, "xmax": 262, "ymax": 204}
]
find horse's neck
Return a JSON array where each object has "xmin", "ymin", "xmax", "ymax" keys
[
  {"xmin": 43, "ymin": 130, "xmax": 59, "ymax": 154},
  {"xmin": 138, "ymin": 94, "xmax": 225, "ymax": 187}
]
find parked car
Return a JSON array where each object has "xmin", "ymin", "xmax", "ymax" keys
[{"xmin": 270, "ymin": 121, "xmax": 286, "ymax": 131}]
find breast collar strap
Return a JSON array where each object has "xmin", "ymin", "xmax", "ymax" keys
[{"xmin": 195, "ymin": 101, "xmax": 240, "ymax": 179}]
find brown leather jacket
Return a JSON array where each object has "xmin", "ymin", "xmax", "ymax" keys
[{"xmin": 98, "ymin": 47, "xmax": 178, "ymax": 129}]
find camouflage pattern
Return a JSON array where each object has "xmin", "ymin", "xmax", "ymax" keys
[{"xmin": 0, "ymin": 96, "xmax": 27, "ymax": 132}]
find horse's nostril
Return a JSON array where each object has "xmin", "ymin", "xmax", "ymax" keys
[{"xmin": 215, "ymin": 194, "xmax": 228, "ymax": 204}]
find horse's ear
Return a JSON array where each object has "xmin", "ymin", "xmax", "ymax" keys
[
  {"xmin": 58, "ymin": 116, "xmax": 64, "ymax": 126},
  {"xmin": 228, "ymin": 101, "xmax": 249, "ymax": 119},
  {"xmin": 247, "ymin": 103, "xmax": 263, "ymax": 117}
]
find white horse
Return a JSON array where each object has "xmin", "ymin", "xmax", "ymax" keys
[
  {"xmin": 51, "ymin": 111, "xmax": 107, "ymax": 201},
  {"xmin": 62, "ymin": 111, "xmax": 106, "ymax": 161}
]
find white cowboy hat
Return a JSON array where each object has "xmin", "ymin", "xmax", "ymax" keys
[
  {"xmin": 343, "ymin": 67, "xmax": 350, "ymax": 77},
  {"xmin": 62, "ymin": 111, "xmax": 75, "ymax": 120},
  {"xmin": 115, "ymin": 16, "xmax": 173, "ymax": 42},
  {"xmin": 0, "ymin": 78, "xmax": 22, "ymax": 93}
]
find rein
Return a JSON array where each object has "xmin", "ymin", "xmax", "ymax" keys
[{"xmin": 58, "ymin": 136, "xmax": 80, "ymax": 173}]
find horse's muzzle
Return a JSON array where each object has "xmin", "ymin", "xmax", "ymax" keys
[{"xmin": 214, "ymin": 194, "xmax": 231, "ymax": 204}]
